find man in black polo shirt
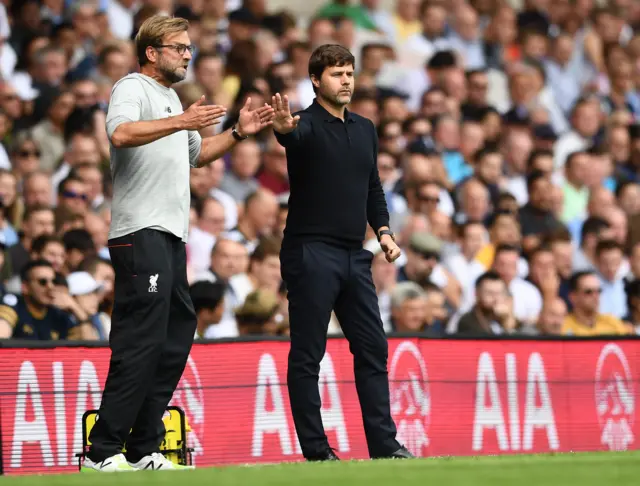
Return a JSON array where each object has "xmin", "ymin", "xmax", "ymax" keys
[{"xmin": 271, "ymin": 44, "xmax": 411, "ymax": 461}]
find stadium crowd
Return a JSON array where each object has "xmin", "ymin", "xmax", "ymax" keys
[{"xmin": 0, "ymin": 0, "xmax": 638, "ymax": 341}]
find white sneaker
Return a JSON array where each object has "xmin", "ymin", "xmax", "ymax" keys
[
  {"xmin": 81, "ymin": 453, "xmax": 137, "ymax": 472},
  {"xmin": 128, "ymin": 452, "xmax": 194, "ymax": 471}
]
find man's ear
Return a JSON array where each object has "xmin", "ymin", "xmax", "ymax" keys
[
  {"xmin": 311, "ymin": 74, "xmax": 320, "ymax": 90},
  {"xmin": 145, "ymin": 46, "xmax": 157, "ymax": 64}
]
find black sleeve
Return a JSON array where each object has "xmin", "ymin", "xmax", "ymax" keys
[
  {"xmin": 273, "ymin": 112, "xmax": 312, "ymax": 150},
  {"xmin": 366, "ymin": 121, "xmax": 390, "ymax": 233}
]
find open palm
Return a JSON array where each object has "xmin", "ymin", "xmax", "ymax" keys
[
  {"xmin": 237, "ymin": 97, "xmax": 275, "ymax": 136},
  {"xmin": 271, "ymin": 93, "xmax": 300, "ymax": 134}
]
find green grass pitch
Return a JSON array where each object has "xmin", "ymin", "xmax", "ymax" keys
[{"xmin": 3, "ymin": 451, "xmax": 639, "ymax": 486}]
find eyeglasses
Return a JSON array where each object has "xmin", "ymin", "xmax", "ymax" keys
[
  {"xmin": 18, "ymin": 149, "xmax": 40, "ymax": 157},
  {"xmin": 154, "ymin": 44, "xmax": 195, "ymax": 56},
  {"xmin": 581, "ymin": 287, "xmax": 602, "ymax": 295},
  {"xmin": 62, "ymin": 190, "xmax": 88, "ymax": 201},
  {"xmin": 34, "ymin": 278, "xmax": 54, "ymax": 287}
]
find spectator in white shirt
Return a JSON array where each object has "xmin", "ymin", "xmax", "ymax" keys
[
  {"xmin": 447, "ymin": 3, "xmax": 486, "ymax": 69},
  {"xmin": 195, "ymin": 238, "xmax": 250, "ymax": 338},
  {"xmin": 501, "ymin": 129, "xmax": 534, "ymax": 206},
  {"xmin": 188, "ymin": 197, "xmax": 227, "ymax": 277},
  {"xmin": 402, "ymin": 3, "xmax": 451, "ymax": 66},
  {"xmin": 190, "ymin": 280, "xmax": 226, "ymax": 340},
  {"xmin": 491, "ymin": 244, "xmax": 542, "ymax": 326},
  {"xmin": 444, "ymin": 220, "xmax": 488, "ymax": 302},
  {"xmin": 544, "ymin": 33, "xmax": 582, "ymax": 117},
  {"xmin": 553, "ymin": 96, "xmax": 601, "ymax": 171}
]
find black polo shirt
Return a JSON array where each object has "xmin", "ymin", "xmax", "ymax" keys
[{"xmin": 274, "ymin": 99, "xmax": 389, "ymax": 248}]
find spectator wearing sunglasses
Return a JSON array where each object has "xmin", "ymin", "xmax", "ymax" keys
[
  {"xmin": 562, "ymin": 270, "xmax": 632, "ymax": 336},
  {"xmin": 57, "ymin": 174, "xmax": 89, "ymax": 216},
  {"xmin": 0, "ymin": 259, "xmax": 89, "ymax": 340},
  {"xmin": 10, "ymin": 133, "xmax": 42, "ymax": 187}
]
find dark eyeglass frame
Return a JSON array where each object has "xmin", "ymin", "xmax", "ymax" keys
[
  {"xmin": 34, "ymin": 278, "xmax": 55, "ymax": 287},
  {"xmin": 580, "ymin": 287, "xmax": 602, "ymax": 295},
  {"xmin": 62, "ymin": 190, "xmax": 88, "ymax": 201},
  {"xmin": 18, "ymin": 149, "xmax": 40, "ymax": 157},
  {"xmin": 418, "ymin": 194, "xmax": 440, "ymax": 204},
  {"xmin": 154, "ymin": 44, "xmax": 195, "ymax": 55}
]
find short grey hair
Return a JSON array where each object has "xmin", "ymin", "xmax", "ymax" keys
[{"xmin": 390, "ymin": 282, "xmax": 426, "ymax": 309}]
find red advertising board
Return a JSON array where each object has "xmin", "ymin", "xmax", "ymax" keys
[{"xmin": 0, "ymin": 338, "xmax": 638, "ymax": 475}]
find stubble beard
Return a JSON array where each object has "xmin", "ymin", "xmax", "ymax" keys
[
  {"xmin": 319, "ymin": 84, "xmax": 352, "ymax": 108},
  {"xmin": 158, "ymin": 58, "xmax": 187, "ymax": 85}
]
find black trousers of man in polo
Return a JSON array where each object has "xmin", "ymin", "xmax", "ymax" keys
[
  {"xmin": 87, "ymin": 228, "xmax": 197, "ymax": 463},
  {"xmin": 281, "ymin": 239, "xmax": 400, "ymax": 459}
]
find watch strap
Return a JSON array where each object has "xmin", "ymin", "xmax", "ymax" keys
[
  {"xmin": 232, "ymin": 124, "xmax": 248, "ymax": 141},
  {"xmin": 378, "ymin": 229, "xmax": 394, "ymax": 241}
]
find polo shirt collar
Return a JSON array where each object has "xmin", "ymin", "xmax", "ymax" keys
[{"xmin": 310, "ymin": 98, "xmax": 356, "ymax": 123}]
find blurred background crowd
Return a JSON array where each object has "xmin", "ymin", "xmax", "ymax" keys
[{"xmin": 0, "ymin": 0, "xmax": 639, "ymax": 341}]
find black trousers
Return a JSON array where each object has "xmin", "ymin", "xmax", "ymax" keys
[
  {"xmin": 88, "ymin": 229, "xmax": 197, "ymax": 463},
  {"xmin": 280, "ymin": 240, "xmax": 400, "ymax": 459}
]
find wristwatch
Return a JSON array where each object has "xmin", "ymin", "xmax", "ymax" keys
[
  {"xmin": 377, "ymin": 229, "xmax": 395, "ymax": 242},
  {"xmin": 232, "ymin": 124, "xmax": 249, "ymax": 141}
]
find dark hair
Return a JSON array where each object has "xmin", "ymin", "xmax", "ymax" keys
[
  {"xmin": 595, "ymin": 238, "xmax": 623, "ymax": 258},
  {"xmin": 580, "ymin": 217, "xmax": 610, "ymax": 246},
  {"xmin": 251, "ymin": 236, "xmax": 282, "ymax": 262},
  {"xmin": 528, "ymin": 243, "xmax": 552, "ymax": 262},
  {"xmin": 426, "ymin": 50, "xmax": 457, "ymax": 70},
  {"xmin": 79, "ymin": 255, "xmax": 112, "ymax": 274},
  {"xmin": 62, "ymin": 229, "xmax": 96, "ymax": 253},
  {"xmin": 97, "ymin": 44, "xmax": 125, "ymax": 67},
  {"xmin": 308, "ymin": 44, "xmax": 355, "ymax": 93},
  {"xmin": 497, "ymin": 192, "xmax": 517, "ymax": 204},
  {"xmin": 58, "ymin": 174, "xmax": 85, "ymax": 195},
  {"xmin": 625, "ymin": 279, "xmax": 640, "ymax": 309},
  {"xmin": 23, "ymin": 204, "xmax": 53, "ymax": 222},
  {"xmin": 475, "ymin": 270, "xmax": 503, "ymax": 289},
  {"xmin": 457, "ymin": 219, "xmax": 484, "ymax": 238},
  {"xmin": 473, "ymin": 146, "xmax": 501, "ymax": 164},
  {"xmin": 20, "ymin": 259, "xmax": 54, "ymax": 282},
  {"xmin": 527, "ymin": 149, "xmax": 554, "ymax": 172},
  {"xmin": 31, "ymin": 234, "xmax": 63, "ymax": 255},
  {"xmin": 494, "ymin": 243, "xmax": 520, "ymax": 259},
  {"xmin": 189, "ymin": 280, "xmax": 226, "ymax": 312},
  {"xmin": 194, "ymin": 196, "xmax": 223, "ymax": 219},
  {"xmin": 487, "ymin": 209, "xmax": 516, "ymax": 228},
  {"xmin": 526, "ymin": 169, "xmax": 548, "ymax": 193},
  {"xmin": 193, "ymin": 50, "xmax": 220, "ymax": 71},
  {"xmin": 615, "ymin": 180, "xmax": 640, "ymax": 200},
  {"xmin": 465, "ymin": 68, "xmax": 487, "ymax": 80},
  {"xmin": 568, "ymin": 270, "xmax": 595, "ymax": 293}
]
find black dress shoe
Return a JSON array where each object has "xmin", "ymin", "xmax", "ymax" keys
[
  {"xmin": 389, "ymin": 446, "xmax": 415, "ymax": 459},
  {"xmin": 306, "ymin": 447, "xmax": 340, "ymax": 462}
]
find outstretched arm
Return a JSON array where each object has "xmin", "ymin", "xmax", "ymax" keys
[{"xmin": 196, "ymin": 97, "xmax": 274, "ymax": 168}]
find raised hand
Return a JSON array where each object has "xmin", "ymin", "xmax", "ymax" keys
[
  {"xmin": 271, "ymin": 93, "xmax": 300, "ymax": 134},
  {"xmin": 236, "ymin": 97, "xmax": 275, "ymax": 136},
  {"xmin": 179, "ymin": 96, "xmax": 227, "ymax": 131}
]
